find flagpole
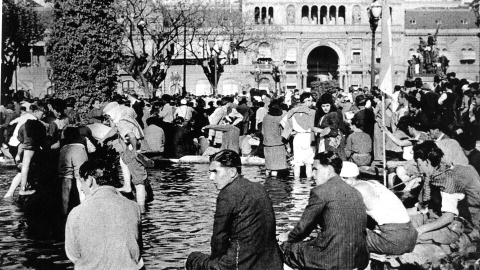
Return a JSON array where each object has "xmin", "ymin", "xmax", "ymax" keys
[{"xmin": 382, "ymin": 92, "xmax": 387, "ymax": 186}]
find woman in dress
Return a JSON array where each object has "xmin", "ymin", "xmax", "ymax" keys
[
  {"xmin": 262, "ymin": 99, "xmax": 288, "ymax": 176},
  {"xmin": 315, "ymin": 93, "xmax": 346, "ymax": 160}
]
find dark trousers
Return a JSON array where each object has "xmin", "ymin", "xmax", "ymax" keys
[
  {"xmin": 367, "ymin": 222, "xmax": 418, "ymax": 255},
  {"xmin": 186, "ymin": 252, "xmax": 219, "ymax": 270}
]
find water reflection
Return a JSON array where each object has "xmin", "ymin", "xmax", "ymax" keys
[{"xmin": 0, "ymin": 164, "xmax": 313, "ymax": 269}]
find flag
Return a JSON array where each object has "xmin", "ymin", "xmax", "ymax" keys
[{"xmin": 378, "ymin": 0, "xmax": 394, "ymax": 97}]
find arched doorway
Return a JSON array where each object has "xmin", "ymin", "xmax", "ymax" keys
[{"xmin": 306, "ymin": 46, "xmax": 339, "ymax": 88}]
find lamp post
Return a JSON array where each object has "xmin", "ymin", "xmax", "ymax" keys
[
  {"xmin": 254, "ymin": 65, "xmax": 261, "ymax": 90},
  {"xmin": 272, "ymin": 64, "xmax": 280, "ymax": 95},
  {"xmin": 208, "ymin": 39, "xmax": 224, "ymax": 95},
  {"xmin": 369, "ymin": 0, "xmax": 382, "ymax": 92},
  {"xmin": 470, "ymin": 0, "xmax": 480, "ymax": 80},
  {"xmin": 171, "ymin": 71, "xmax": 181, "ymax": 95}
]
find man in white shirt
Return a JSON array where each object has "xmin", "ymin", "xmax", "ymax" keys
[
  {"xmin": 174, "ymin": 99, "xmax": 193, "ymax": 121},
  {"xmin": 341, "ymin": 161, "xmax": 417, "ymax": 255}
]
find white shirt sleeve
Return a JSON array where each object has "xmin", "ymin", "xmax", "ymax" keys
[{"xmin": 438, "ymin": 93, "xmax": 447, "ymax": 105}]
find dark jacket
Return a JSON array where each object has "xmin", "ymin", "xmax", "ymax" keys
[
  {"xmin": 285, "ymin": 176, "xmax": 369, "ymax": 270},
  {"xmin": 211, "ymin": 176, "xmax": 283, "ymax": 270},
  {"xmin": 420, "ymin": 90, "xmax": 440, "ymax": 121}
]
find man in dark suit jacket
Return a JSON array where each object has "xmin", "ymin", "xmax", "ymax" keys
[
  {"xmin": 186, "ymin": 150, "xmax": 283, "ymax": 270},
  {"xmin": 419, "ymin": 83, "xmax": 440, "ymax": 121},
  {"xmin": 280, "ymin": 152, "xmax": 369, "ymax": 270}
]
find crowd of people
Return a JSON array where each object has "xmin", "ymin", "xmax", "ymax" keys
[{"xmin": 0, "ymin": 69, "xmax": 480, "ymax": 268}]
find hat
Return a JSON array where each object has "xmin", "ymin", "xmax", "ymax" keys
[
  {"xmin": 462, "ymin": 84, "xmax": 471, "ymax": 93},
  {"xmin": 180, "ymin": 99, "xmax": 187, "ymax": 105},
  {"xmin": 340, "ymin": 162, "xmax": 359, "ymax": 178},
  {"xmin": 103, "ymin": 101, "xmax": 119, "ymax": 114},
  {"xmin": 421, "ymin": 83, "xmax": 431, "ymax": 91}
]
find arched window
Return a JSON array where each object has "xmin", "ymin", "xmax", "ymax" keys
[
  {"xmin": 301, "ymin": 5, "xmax": 309, "ymax": 24},
  {"xmin": 338, "ymin": 6, "xmax": 346, "ymax": 25},
  {"xmin": 261, "ymin": 7, "xmax": 267, "ymax": 24},
  {"xmin": 257, "ymin": 42, "xmax": 272, "ymax": 60},
  {"xmin": 320, "ymin": 6, "xmax": 328, "ymax": 25},
  {"xmin": 254, "ymin": 7, "xmax": 260, "ymax": 24},
  {"xmin": 311, "ymin": 6, "xmax": 319, "ymax": 25},
  {"xmin": 268, "ymin": 7, "xmax": 274, "ymax": 24},
  {"xmin": 329, "ymin": 6, "xmax": 337, "ymax": 25}
]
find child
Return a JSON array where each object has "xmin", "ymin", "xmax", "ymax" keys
[{"xmin": 345, "ymin": 118, "xmax": 372, "ymax": 166}]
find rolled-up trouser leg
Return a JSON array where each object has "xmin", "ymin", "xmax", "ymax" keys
[{"xmin": 61, "ymin": 177, "xmax": 72, "ymax": 217}]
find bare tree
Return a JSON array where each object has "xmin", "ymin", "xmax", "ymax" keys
[
  {"xmin": 115, "ymin": 0, "xmax": 205, "ymax": 95},
  {"xmin": 116, "ymin": 0, "xmax": 281, "ymax": 96}
]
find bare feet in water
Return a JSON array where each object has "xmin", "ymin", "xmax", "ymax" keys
[{"xmin": 19, "ymin": 190, "xmax": 36, "ymax": 196}]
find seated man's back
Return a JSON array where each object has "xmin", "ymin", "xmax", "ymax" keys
[
  {"xmin": 353, "ymin": 180, "xmax": 417, "ymax": 255},
  {"xmin": 282, "ymin": 152, "xmax": 369, "ymax": 270},
  {"xmin": 65, "ymin": 160, "xmax": 142, "ymax": 270}
]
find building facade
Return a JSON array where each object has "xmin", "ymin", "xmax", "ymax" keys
[{"xmin": 12, "ymin": 0, "xmax": 480, "ymax": 97}]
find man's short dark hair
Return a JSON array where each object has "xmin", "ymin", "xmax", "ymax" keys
[
  {"xmin": 406, "ymin": 96, "xmax": 421, "ymax": 109},
  {"xmin": 220, "ymin": 97, "xmax": 230, "ymax": 106},
  {"xmin": 210, "ymin": 150, "xmax": 242, "ymax": 174},
  {"xmin": 457, "ymin": 133, "xmax": 476, "ymax": 151},
  {"xmin": 300, "ymin": 92, "xmax": 312, "ymax": 103},
  {"xmin": 314, "ymin": 151, "xmax": 343, "ymax": 175},
  {"xmin": 413, "ymin": 141, "xmax": 444, "ymax": 168},
  {"xmin": 79, "ymin": 159, "xmax": 115, "ymax": 186},
  {"xmin": 30, "ymin": 104, "xmax": 46, "ymax": 113}
]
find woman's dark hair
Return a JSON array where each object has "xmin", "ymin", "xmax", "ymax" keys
[
  {"xmin": 314, "ymin": 151, "xmax": 343, "ymax": 175},
  {"xmin": 268, "ymin": 99, "xmax": 283, "ymax": 116},
  {"xmin": 315, "ymin": 93, "xmax": 338, "ymax": 121},
  {"xmin": 413, "ymin": 141, "xmax": 444, "ymax": 168},
  {"xmin": 317, "ymin": 93, "xmax": 334, "ymax": 106},
  {"xmin": 79, "ymin": 159, "xmax": 114, "ymax": 186},
  {"xmin": 210, "ymin": 149, "xmax": 242, "ymax": 174}
]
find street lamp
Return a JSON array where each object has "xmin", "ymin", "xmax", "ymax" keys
[
  {"xmin": 369, "ymin": 0, "xmax": 382, "ymax": 91},
  {"xmin": 208, "ymin": 39, "xmax": 224, "ymax": 95},
  {"xmin": 171, "ymin": 71, "xmax": 181, "ymax": 95},
  {"xmin": 272, "ymin": 64, "xmax": 280, "ymax": 95},
  {"xmin": 254, "ymin": 65, "xmax": 262, "ymax": 90}
]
